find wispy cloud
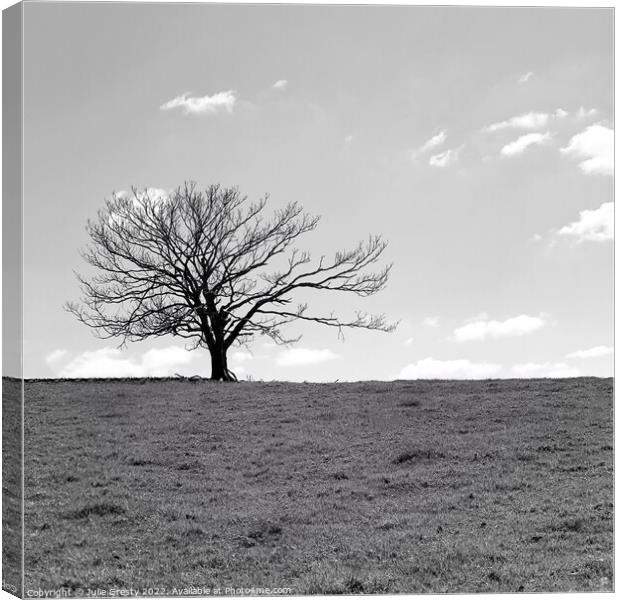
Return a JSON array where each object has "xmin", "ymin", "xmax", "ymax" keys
[
  {"xmin": 423, "ymin": 316, "xmax": 440, "ymax": 327},
  {"xmin": 421, "ymin": 131, "xmax": 447, "ymax": 152},
  {"xmin": 454, "ymin": 314, "xmax": 546, "ymax": 342},
  {"xmin": 273, "ymin": 79, "xmax": 288, "ymax": 91},
  {"xmin": 411, "ymin": 130, "xmax": 447, "ymax": 160},
  {"xmin": 399, "ymin": 357, "xmax": 501, "ymax": 380},
  {"xmin": 58, "ymin": 347, "xmax": 203, "ymax": 378},
  {"xmin": 518, "ymin": 71, "xmax": 534, "ymax": 84},
  {"xmin": 485, "ymin": 111, "xmax": 550, "ymax": 132},
  {"xmin": 276, "ymin": 348, "xmax": 340, "ymax": 367},
  {"xmin": 429, "ymin": 146, "xmax": 461, "ymax": 168},
  {"xmin": 566, "ymin": 345, "xmax": 613, "ymax": 359},
  {"xmin": 576, "ymin": 106, "xmax": 598, "ymax": 119},
  {"xmin": 160, "ymin": 90, "xmax": 236, "ymax": 115},
  {"xmin": 45, "ymin": 349, "xmax": 69, "ymax": 366},
  {"xmin": 403, "ymin": 337, "xmax": 415, "ymax": 346},
  {"xmin": 501, "ymin": 132, "xmax": 552, "ymax": 156},
  {"xmin": 561, "ymin": 124, "xmax": 613, "ymax": 175},
  {"xmin": 511, "ymin": 362, "xmax": 580, "ymax": 378},
  {"xmin": 557, "ymin": 202, "xmax": 613, "ymax": 243}
]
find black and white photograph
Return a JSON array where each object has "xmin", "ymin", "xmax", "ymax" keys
[{"xmin": 1, "ymin": 1, "xmax": 614, "ymax": 596}]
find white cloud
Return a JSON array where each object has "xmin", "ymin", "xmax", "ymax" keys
[
  {"xmin": 140, "ymin": 347, "xmax": 197, "ymax": 374},
  {"xmin": 403, "ymin": 337, "xmax": 414, "ymax": 346},
  {"xmin": 576, "ymin": 106, "xmax": 598, "ymax": 119},
  {"xmin": 109, "ymin": 188, "xmax": 171, "ymax": 227},
  {"xmin": 160, "ymin": 90, "xmax": 236, "ymax": 115},
  {"xmin": 58, "ymin": 346, "xmax": 203, "ymax": 378},
  {"xmin": 555, "ymin": 108, "xmax": 569, "ymax": 119},
  {"xmin": 511, "ymin": 362, "xmax": 580, "ymax": 378},
  {"xmin": 454, "ymin": 314, "xmax": 546, "ymax": 342},
  {"xmin": 429, "ymin": 146, "xmax": 461, "ymax": 168},
  {"xmin": 423, "ymin": 316, "xmax": 440, "ymax": 327},
  {"xmin": 566, "ymin": 346, "xmax": 613, "ymax": 359},
  {"xmin": 518, "ymin": 71, "xmax": 534, "ymax": 84},
  {"xmin": 411, "ymin": 130, "xmax": 447, "ymax": 160},
  {"xmin": 276, "ymin": 348, "xmax": 340, "ymax": 367},
  {"xmin": 399, "ymin": 357, "xmax": 501, "ymax": 380},
  {"xmin": 421, "ymin": 131, "xmax": 447, "ymax": 152},
  {"xmin": 501, "ymin": 132, "xmax": 552, "ymax": 156},
  {"xmin": 485, "ymin": 111, "xmax": 550, "ymax": 132},
  {"xmin": 273, "ymin": 79, "xmax": 288, "ymax": 91},
  {"xmin": 123, "ymin": 187, "xmax": 170, "ymax": 205},
  {"xmin": 230, "ymin": 350, "xmax": 254, "ymax": 363},
  {"xmin": 344, "ymin": 135, "xmax": 354, "ymax": 144},
  {"xmin": 45, "ymin": 349, "xmax": 69, "ymax": 366},
  {"xmin": 557, "ymin": 202, "xmax": 613, "ymax": 243},
  {"xmin": 561, "ymin": 124, "xmax": 613, "ymax": 175}
]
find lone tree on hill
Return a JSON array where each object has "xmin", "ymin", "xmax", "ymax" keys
[{"xmin": 66, "ymin": 183, "xmax": 395, "ymax": 381}]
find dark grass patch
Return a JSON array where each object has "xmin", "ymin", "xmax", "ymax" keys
[
  {"xmin": 127, "ymin": 457, "xmax": 161, "ymax": 467},
  {"xmin": 399, "ymin": 399, "xmax": 421, "ymax": 407},
  {"xmin": 64, "ymin": 503, "xmax": 126, "ymax": 520},
  {"xmin": 549, "ymin": 517, "xmax": 586, "ymax": 533},
  {"xmin": 245, "ymin": 521, "xmax": 283, "ymax": 545},
  {"xmin": 394, "ymin": 448, "xmax": 446, "ymax": 464}
]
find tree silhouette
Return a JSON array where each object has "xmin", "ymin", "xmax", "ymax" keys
[{"xmin": 67, "ymin": 183, "xmax": 395, "ymax": 381}]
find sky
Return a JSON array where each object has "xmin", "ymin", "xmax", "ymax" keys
[{"xmin": 18, "ymin": 3, "xmax": 614, "ymax": 380}]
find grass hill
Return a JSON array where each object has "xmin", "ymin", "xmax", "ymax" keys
[{"xmin": 20, "ymin": 378, "xmax": 613, "ymax": 593}]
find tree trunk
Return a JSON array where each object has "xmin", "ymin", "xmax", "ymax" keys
[{"xmin": 210, "ymin": 345, "xmax": 236, "ymax": 381}]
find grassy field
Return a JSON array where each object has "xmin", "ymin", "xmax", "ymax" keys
[
  {"xmin": 22, "ymin": 378, "xmax": 613, "ymax": 594},
  {"xmin": 2, "ymin": 378, "xmax": 23, "ymax": 596}
]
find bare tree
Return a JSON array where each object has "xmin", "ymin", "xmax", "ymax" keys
[{"xmin": 66, "ymin": 183, "xmax": 396, "ymax": 381}]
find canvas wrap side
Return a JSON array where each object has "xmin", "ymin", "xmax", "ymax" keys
[{"xmin": 2, "ymin": 2, "xmax": 24, "ymax": 597}]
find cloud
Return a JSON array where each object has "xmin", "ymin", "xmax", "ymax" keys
[
  {"xmin": 557, "ymin": 202, "xmax": 613, "ymax": 243},
  {"xmin": 454, "ymin": 314, "xmax": 546, "ymax": 342},
  {"xmin": 403, "ymin": 337, "xmax": 414, "ymax": 346},
  {"xmin": 109, "ymin": 188, "xmax": 171, "ymax": 227},
  {"xmin": 230, "ymin": 350, "xmax": 254, "ymax": 363},
  {"xmin": 276, "ymin": 348, "xmax": 340, "ymax": 367},
  {"xmin": 511, "ymin": 362, "xmax": 580, "ymax": 378},
  {"xmin": 566, "ymin": 346, "xmax": 613, "ymax": 359},
  {"xmin": 399, "ymin": 357, "xmax": 501, "ymax": 380},
  {"xmin": 555, "ymin": 108, "xmax": 569, "ymax": 119},
  {"xmin": 160, "ymin": 90, "xmax": 236, "ymax": 115},
  {"xmin": 518, "ymin": 71, "xmax": 534, "ymax": 84},
  {"xmin": 273, "ymin": 79, "xmax": 288, "ymax": 90},
  {"xmin": 429, "ymin": 146, "xmax": 461, "ymax": 168},
  {"xmin": 561, "ymin": 124, "xmax": 613, "ymax": 175},
  {"xmin": 344, "ymin": 135, "xmax": 354, "ymax": 144},
  {"xmin": 45, "ymin": 349, "xmax": 69, "ymax": 366},
  {"xmin": 118, "ymin": 187, "xmax": 170, "ymax": 205},
  {"xmin": 58, "ymin": 346, "xmax": 203, "ymax": 378},
  {"xmin": 411, "ymin": 131, "xmax": 447, "ymax": 161},
  {"xmin": 576, "ymin": 106, "xmax": 598, "ymax": 119},
  {"xmin": 423, "ymin": 316, "xmax": 440, "ymax": 327},
  {"xmin": 420, "ymin": 131, "xmax": 447, "ymax": 152},
  {"xmin": 501, "ymin": 132, "xmax": 552, "ymax": 156},
  {"xmin": 485, "ymin": 111, "xmax": 550, "ymax": 132}
]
